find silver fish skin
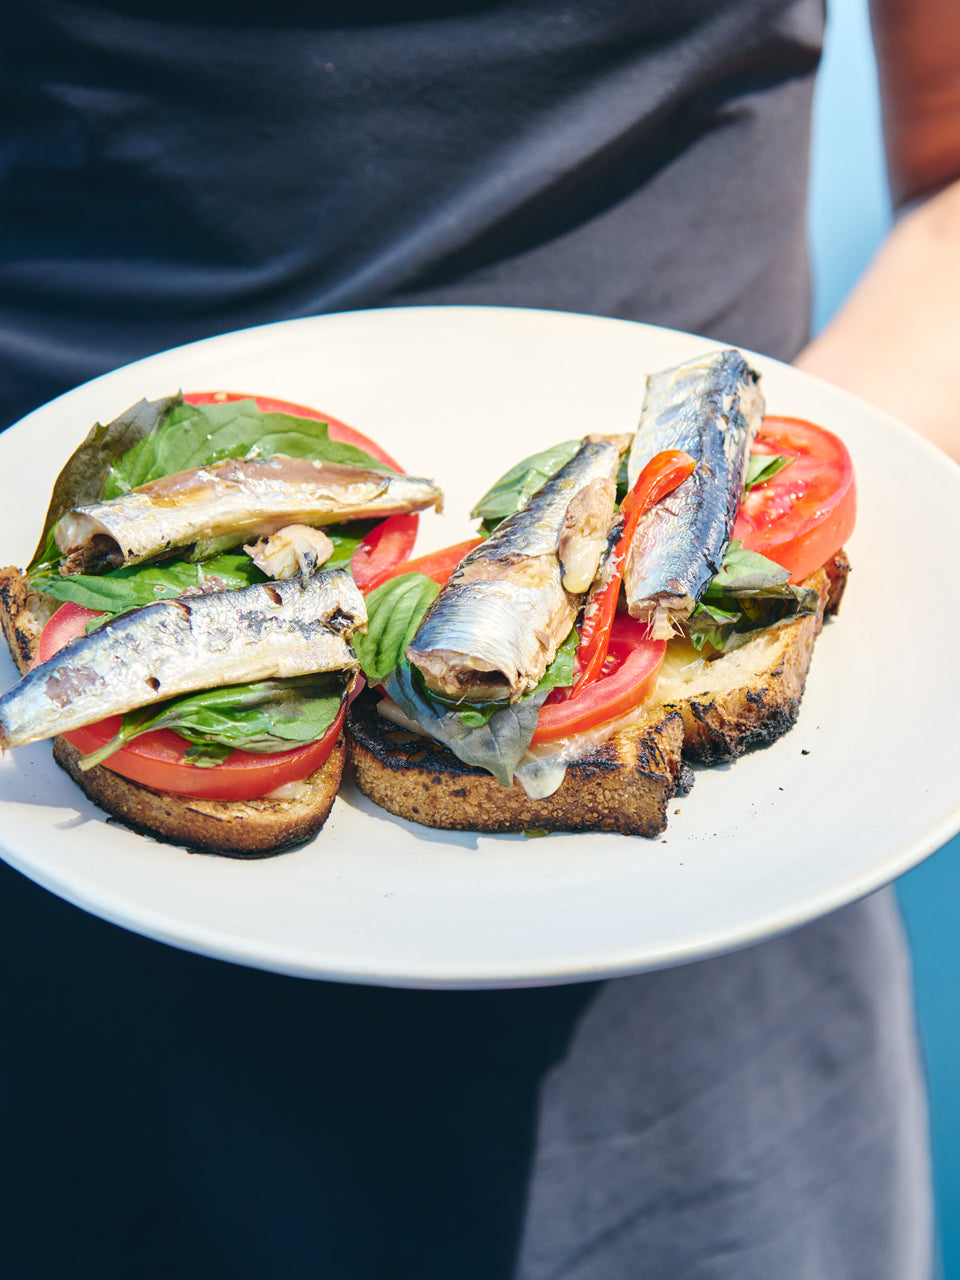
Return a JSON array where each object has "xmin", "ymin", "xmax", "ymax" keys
[
  {"xmin": 54, "ymin": 455, "xmax": 443, "ymax": 574},
  {"xmin": 624, "ymin": 349, "xmax": 763, "ymax": 638},
  {"xmin": 406, "ymin": 435, "xmax": 626, "ymax": 703},
  {"xmin": 0, "ymin": 570, "xmax": 366, "ymax": 752}
]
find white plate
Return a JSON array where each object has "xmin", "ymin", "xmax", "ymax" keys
[{"xmin": 1, "ymin": 306, "xmax": 958, "ymax": 988}]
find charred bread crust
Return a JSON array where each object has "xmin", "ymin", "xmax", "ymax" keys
[
  {"xmin": 0, "ymin": 565, "xmax": 57, "ymax": 675},
  {"xmin": 823, "ymin": 548, "xmax": 850, "ymax": 617},
  {"xmin": 647, "ymin": 560, "xmax": 846, "ymax": 765},
  {"xmin": 51, "ymin": 733, "xmax": 346, "ymax": 857},
  {"xmin": 347, "ymin": 553, "xmax": 851, "ymax": 835},
  {"xmin": 347, "ymin": 690, "xmax": 685, "ymax": 837},
  {"xmin": 0, "ymin": 563, "xmax": 344, "ymax": 856},
  {"xmin": 658, "ymin": 615, "xmax": 819, "ymax": 766}
]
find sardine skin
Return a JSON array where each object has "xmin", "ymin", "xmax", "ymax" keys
[
  {"xmin": 55, "ymin": 456, "xmax": 443, "ymax": 574},
  {"xmin": 0, "ymin": 570, "xmax": 366, "ymax": 751},
  {"xmin": 624, "ymin": 349, "xmax": 763, "ymax": 636},
  {"xmin": 407, "ymin": 436, "xmax": 626, "ymax": 702}
]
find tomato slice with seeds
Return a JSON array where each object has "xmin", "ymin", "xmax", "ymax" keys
[
  {"xmin": 733, "ymin": 416, "xmax": 856, "ymax": 583},
  {"xmin": 532, "ymin": 614, "xmax": 665, "ymax": 744},
  {"xmin": 349, "ymin": 514, "xmax": 421, "ymax": 591},
  {"xmin": 35, "ymin": 601, "xmax": 344, "ymax": 801},
  {"xmin": 373, "ymin": 538, "xmax": 485, "ymax": 587}
]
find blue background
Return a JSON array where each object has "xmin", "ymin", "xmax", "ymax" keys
[{"xmin": 809, "ymin": 5, "xmax": 960, "ymax": 1274}]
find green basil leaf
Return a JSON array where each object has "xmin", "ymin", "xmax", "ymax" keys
[
  {"xmin": 616, "ymin": 450, "xmax": 632, "ymax": 503},
  {"xmin": 703, "ymin": 541, "xmax": 791, "ymax": 595},
  {"xmin": 182, "ymin": 742, "xmax": 235, "ymax": 767},
  {"xmin": 355, "ymin": 573, "xmax": 441, "ymax": 684},
  {"xmin": 317, "ymin": 520, "xmax": 378, "ymax": 572},
  {"xmin": 470, "ymin": 440, "xmax": 580, "ymax": 535},
  {"xmin": 78, "ymin": 675, "xmax": 347, "ymax": 771},
  {"xmin": 29, "ymin": 553, "xmax": 268, "ymax": 614},
  {"xmin": 105, "ymin": 399, "xmax": 386, "ymax": 497},
  {"xmin": 688, "ymin": 542, "xmax": 818, "ymax": 652},
  {"xmin": 28, "ymin": 394, "xmax": 181, "ymax": 573},
  {"xmin": 686, "ymin": 602, "xmax": 741, "ymax": 652},
  {"xmin": 745, "ymin": 453, "xmax": 791, "ymax": 491}
]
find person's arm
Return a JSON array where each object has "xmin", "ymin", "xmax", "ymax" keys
[{"xmin": 794, "ymin": 0, "xmax": 960, "ymax": 463}]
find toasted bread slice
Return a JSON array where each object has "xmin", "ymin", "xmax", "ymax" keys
[
  {"xmin": 346, "ymin": 552, "xmax": 849, "ymax": 837},
  {"xmin": 51, "ymin": 733, "xmax": 345, "ymax": 857},
  {"xmin": 348, "ymin": 692, "xmax": 685, "ymax": 837},
  {"xmin": 0, "ymin": 565, "xmax": 344, "ymax": 856}
]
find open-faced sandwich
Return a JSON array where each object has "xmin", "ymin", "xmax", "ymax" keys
[
  {"xmin": 346, "ymin": 348, "xmax": 855, "ymax": 837},
  {"xmin": 0, "ymin": 391, "xmax": 442, "ymax": 855}
]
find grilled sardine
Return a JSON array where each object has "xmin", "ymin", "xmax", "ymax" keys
[
  {"xmin": 406, "ymin": 435, "xmax": 627, "ymax": 702},
  {"xmin": 55, "ymin": 456, "xmax": 443, "ymax": 574},
  {"xmin": 0, "ymin": 570, "xmax": 366, "ymax": 751},
  {"xmin": 624, "ymin": 349, "xmax": 763, "ymax": 637}
]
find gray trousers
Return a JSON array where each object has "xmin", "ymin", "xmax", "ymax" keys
[
  {"xmin": 0, "ymin": 863, "xmax": 931, "ymax": 1279},
  {"xmin": 517, "ymin": 889, "xmax": 932, "ymax": 1279}
]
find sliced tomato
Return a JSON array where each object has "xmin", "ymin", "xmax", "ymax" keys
[
  {"xmin": 350, "ymin": 514, "xmax": 421, "ymax": 591},
  {"xmin": 33, "ymin": 599, "xmax": 96, "ymax": 667},
  {"xmin": 62, "ymin": 707, "xmax": 344, "ymax": 802},
  {"xmin": 531, "ymin": 614, "xmax": 665, "ymax": 744},
  {"xmin": 372, "ymin": 538, "xmax": 484, "ymax": 587},
  {"xmin": 183, "ymin": 391, "xmax": 417, "ymax": 585},
  {"xmin": 733, "ymin": 416, "xmax": 856, "ymax": 583},
  {"xmin": 35, "ymin": 602, "xmax": 343, "ymax": 800}
]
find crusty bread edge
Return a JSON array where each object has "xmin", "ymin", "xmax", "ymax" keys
[
  {"xmin": 652, "ymin": 555, "xmax": 846, "ymax": 766},
  {"xmin": 52, "ymin": 733, "xmax": 346, "ymax": 858},
  {"xmin": 0, "ymin": 564, "xmax": 343, "ymax": 857}
]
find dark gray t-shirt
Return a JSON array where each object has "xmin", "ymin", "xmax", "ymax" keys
[
  {"xmin": 0, "ymin": 2, "xmax": 933, "ymax": 1276},
  {"xmin": 6, "ymin": 0, "xmax": 816, "ymax": 420}
]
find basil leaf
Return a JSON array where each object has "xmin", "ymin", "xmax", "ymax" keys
[
  {"xmin": 688, "ymin": 542, "xmax": 818, "ymax": 652},
  {"xmin": 616, "ymin": 450, "xmax": 632, "ymax": 503},
  {"xmin": 78, "ymin": 675, "xmax": 346, "ymax": 771},
  {"xmin": 28, "ymin": 394, "xmax": 181, "ymax": 573},
  {"xmin": 355, "ymin": 573, "xmax": 440, "ymax": 684},
  {"xmin": 105, "ymin": 399, "xmax": 386, "ymax": 496},
  {"xmin": 30, "ymin": 553, "xmax": 268, "ymax": 614},
  {"xmin": 471, "ymin": 440, "xmax": 580, "ymax": 535},
  {"xmin": 33, "ymin": 395, "xmax": 389, "ymax": 576},
  {"xmin": 745, "ymin": 453, "xmax": 791, "ymax": 491},
  {"xmin": 183, "ymin": 742, "xmax": 235, "ymax": 767},
  {"xmin": 703, "ymin": 542, "xmax": 791, "ymax": 595}
]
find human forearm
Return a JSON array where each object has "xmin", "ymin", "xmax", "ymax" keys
[{"xmin": 795, "ymin": 177, "xmax": 960, "ymax": 463}]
